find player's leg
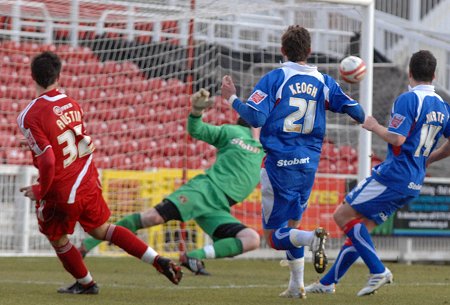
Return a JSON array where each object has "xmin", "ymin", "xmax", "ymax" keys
[
  {"xmin": 181, "ymin": 211, "xmax": 260, "ymax": 275},
  {"xmin": 265, "ymin": 224, "xmax": 327, "ymax": 260},
  {"xmin": 81, "ymin": 187, "xmax": 182, "ymax": 285},
  {"xmin": 88, "ymin": 222, "xmax": 182, "ymax": 285},
  {"xmin": 261, "ymin": 167, "xmax": 328, "ymax": 273},
  {"xmin": 260, "ymin": 167, "xmax": 327, "ymax": 298},
  {"xmin": 306, "ymin": 219, "xmax": 376, "ymax": 294},
  {"xmin": 236, "ymin": 227, "xmax": 260, "ymax": 252},
  {"xmin": 334, "ymin": 177, "xmax": 414, "ymax": 296},
  {"xmin": 275, "ymin": 219, "xmax": 306, "ymax": 299},
  {"xmin": 80, "ymin": 199, "xmax": 172, "ymax": 256},
  {"xmin": 190, "ymin": 225, "xmax": 260, "ymax": 260},
  {"xmin": 334, "ymin": 203, "xmax": 390, "ymax": 296},
  {"xmin": 80, "ymin": 212, "xmax": 143, "ymax": 255},
  {"xmin": 34, "ymin": 199, "xmax": 99, "ymax": 294},
  {"xmin": 165, "ymin": 175, "xmax": 248, "ymax": 274},
  {"xmin": 306, "ymin": 238, "xmax": 358, "ymax": 294},
  {"xmin": 51, "ymin": 235, "xmax": 99, "ymax": 294}
]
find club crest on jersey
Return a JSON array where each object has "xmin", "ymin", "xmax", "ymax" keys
[
  {"xmin": 53, "ymin": 103, "xmax": 73, "ymax": 116},
  {"xmin": 178, "ymin": 195, "xmax": 188, "ymax": 204},
  {"xmin": 389, "ymin": 113, "xmax": 405, "ymax": 129},
  {"xmin": 248, "ymin": 90, "xmax": 268, "ymax": 104}
]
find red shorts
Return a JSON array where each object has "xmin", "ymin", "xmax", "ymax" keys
[{"xmin": 36, "ymin": 180, "xmax": 111, "ymax": 241}]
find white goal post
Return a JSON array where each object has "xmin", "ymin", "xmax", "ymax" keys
[{"xmin": 319, "ymin": 0, "xmax": 375, "ymax": 181}]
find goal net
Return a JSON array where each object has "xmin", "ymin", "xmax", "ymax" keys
[{"xmin": 0, "ymin": 0, "xmax": 374, "ymax": 257}]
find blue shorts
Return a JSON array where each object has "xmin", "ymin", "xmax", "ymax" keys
[
  {"xmin": 345, "ymin": 176, "xmax": 416, "ymax": 224},
  {"xmin": 260, "ymin": 164, "xmax": 316, "ymax": 230}
]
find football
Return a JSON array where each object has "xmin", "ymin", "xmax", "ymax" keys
[{"xmin": 339, "ymin": 55, "xmax": 366, "ymax": 84}]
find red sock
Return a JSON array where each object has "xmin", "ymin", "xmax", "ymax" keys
[
  {"xmin": 54, "ymin": 242, "xmax": 91, "ymax": 282},
  {"xmin": 344, "ymin": 237, "xmax": 353, "ymax": 246},
  {"xmin": 105, "ymin": 224, "xmax": 148, "ymax": 258}
]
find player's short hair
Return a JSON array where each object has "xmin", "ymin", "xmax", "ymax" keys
[
  {"xmin": 409, "ymin": 50, "xmax": 436, "ymax": 82},
  {"xmin": 31, "ymin": 51, "xmax": 62, "ymax": 89},
  {"xmin": 236, "ymin": 117, "xmax": 251, "ymax": 128},
  {"xmin": 281, "ymin": 25, "xmax": 311, "ymax": 62}
]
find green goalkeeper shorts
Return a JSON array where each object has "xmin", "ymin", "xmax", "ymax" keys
[{"xmin": 166, "ymin": 174, "xmax": 241, "ymax": 236}]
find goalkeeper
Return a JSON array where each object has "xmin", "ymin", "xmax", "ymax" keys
[{"xmin": 79, "ymin": 89, "xmax": 265, "ymax": 275}]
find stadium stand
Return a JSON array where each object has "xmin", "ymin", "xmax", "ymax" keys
[{"xmin": 0, "ymin": 38, "xmax": 385, "ymax": 176}]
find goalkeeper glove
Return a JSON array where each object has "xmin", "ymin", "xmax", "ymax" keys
[{"xmin": 191, "ymin": 88, "xmax": 214, "ymax": 116}]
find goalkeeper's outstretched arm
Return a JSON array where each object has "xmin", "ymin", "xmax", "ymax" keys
[{"xmin": 187, "ymin": 89, "xmax": 222, "ymax": 146}]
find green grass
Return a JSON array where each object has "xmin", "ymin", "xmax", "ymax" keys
[{"xmin": 0, "ymin": 257, "xmax": 449, "ymax": 305}]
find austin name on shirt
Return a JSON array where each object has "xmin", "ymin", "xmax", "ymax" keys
[{"xmin": 56, "ymin": 110, "xmax": 82, "ymax": 130}]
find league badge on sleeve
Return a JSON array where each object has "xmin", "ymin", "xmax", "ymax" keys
[
  {"xmin": 248, "ymin": 90, "xmax": 268, "ymax": 105},
  {"xmin": 389, "ymin": 113, "xmax": 405, "ymax": 129}
]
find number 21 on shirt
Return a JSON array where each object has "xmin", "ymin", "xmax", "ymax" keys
[{"xmin": 283, "ymin": 97, "xmax": 317, "ymax": 134}]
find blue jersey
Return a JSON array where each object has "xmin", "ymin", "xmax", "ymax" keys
[
  {"xmin": 245, "ymin": 61, "xmax": 358, "ymax": 170},
  {"xmin": 373, "ymin": 85, "xmax": 450, "ymax": 196}
]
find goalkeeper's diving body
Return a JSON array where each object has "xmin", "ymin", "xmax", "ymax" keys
[{"xmin": 79, "ymin": 89, "xmax": 265, "ymax": 275}]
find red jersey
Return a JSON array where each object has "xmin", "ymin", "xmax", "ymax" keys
[{"xmin": 17, "ymin": 89, "xmax": 96, "ymax": 203}]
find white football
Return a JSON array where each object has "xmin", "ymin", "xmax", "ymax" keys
[{"xmin": 339, "ymin": 56, "xmax": 366, "ymax": 84}]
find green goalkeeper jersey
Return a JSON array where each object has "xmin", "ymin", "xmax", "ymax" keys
[{"xmin": 188, "ymin": 115, "xmax": 265, "ymax": 202}]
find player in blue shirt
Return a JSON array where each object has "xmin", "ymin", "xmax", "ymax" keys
[
  {"xmin": 305, "ymin": 50, "xmax": 450, "ymax": 296},
  {"xmin": 221, "ymin": 25, "xmax": 365, "ymax": 298}
]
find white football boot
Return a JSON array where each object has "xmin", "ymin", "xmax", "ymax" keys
[
  {"xmin": 305, "ymin": 281, "xmax": 336, "ymax": 294},
  {"xmin": 357, "ymin": 267, "xmax": 393, "ymax": 296},
  {"xmin": 279, "ymin": 287, "xmax": 306, "ymax": 299}
]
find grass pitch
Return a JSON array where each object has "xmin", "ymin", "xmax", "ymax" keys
[{"xmin": 0, "ymin": 257, "xmax": 449, "ymax": 305}]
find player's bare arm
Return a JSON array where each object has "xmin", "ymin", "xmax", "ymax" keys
[
  {"xmin": 362, "ymin": 115, "xmax": 406, "ymax": 146},
  {"xmin": 426, "ymin": 137, "xmax": 450, "ymax": 167},
  {"xmin": 221, "ymin": 75, "xmax": 237, "ymax": 101}
]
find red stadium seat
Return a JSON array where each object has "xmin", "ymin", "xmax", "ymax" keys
[
  {"xmin": 120, "ymin": 61, "xmax": 141, "ymax": 78},
  {"xmin": 96, "ymin": 75, "xmax": 115, "ymax": 87},
  {"xmin": 338, "ymin": 145, "xmax": 358, "ymax": 162},
  {"xmin": 148, "ymin": 77, "xmax": 165, "ymax": 91},
  {"xmin": 321, "ymin": 142, "xmax": 339, "ymax": 161},
  {"xmin": 129, "ymin": 153, "xmax": 151, "ymax": 170},
  {"xmin": 94, "ymin": 155, "xmax": 111, "ymax": 169},
  {"xmin": 166, "ymin": 78, "xmax": 186, "ymax": 95},
  {"xmin": 5, "ymin": 148, "xmax": 31, "ymax": 165},
  {"xmin": 0, "ymin": 134, "xmax": 16, "ymax": 147},
  {"xmin": 186, "ymin": 155, "xmax": 200, "ymax": 169},
  {"xmin": 336, "ymin": 159, "xmax": 357, "ymax": 174},
  {"xmin": 165, "ymin": 156, "xmax": 184, "ymax": 168},
  {"xmin": 0, "ymin": 99, "xmax": 19, "ymax": 112},
  {"xmin": 318, "ymin": 159, "xmax": 337, "ymax": 174},
  {"xmin": 102, "ymin": 61, "xmax": 121, "ymax": 74}
]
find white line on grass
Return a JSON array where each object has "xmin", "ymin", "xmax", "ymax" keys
[{"xmin": 0, "ymin": 279, "xmax": 449, "ymax": 290}]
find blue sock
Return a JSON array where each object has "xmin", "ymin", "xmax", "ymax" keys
[
  {"xmin": 345, "ymin": 221, "xmax": 385, "ymax": 274},
  {"xmin": 321, "ymin": 243, "xmax": 359, "ymax": 285},
  {"xmin": 270, "ymin": 228, "xmax": 296, "ymax": 250},
  {"xmin": 286, "ymin": 246, "xmax": 304, "ymax": 260}
]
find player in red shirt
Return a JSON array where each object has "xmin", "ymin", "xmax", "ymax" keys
[{"xmin": 18, "ymin": 51, "xmax": 182, "ymax": 294}]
